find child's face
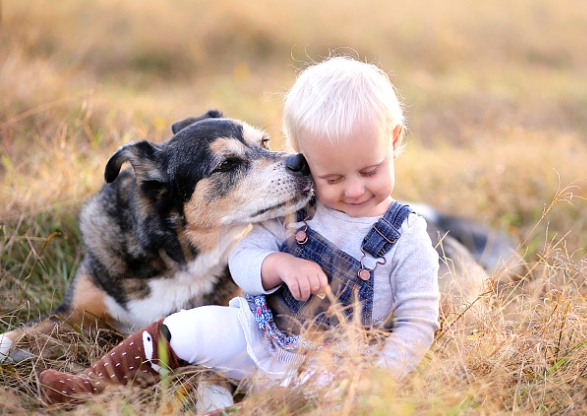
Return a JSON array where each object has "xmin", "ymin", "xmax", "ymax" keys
[{"xmin": 297, "ymin": 122, "xmax": 401, "ymax": 217}]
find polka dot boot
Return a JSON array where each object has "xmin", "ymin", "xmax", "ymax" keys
[{"xmin": 39, "ymin": 318, "xmax": 184, "ymax": 405}]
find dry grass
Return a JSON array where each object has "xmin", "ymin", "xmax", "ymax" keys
[{"xmin": 1, "ymin": 0, "xmax": 587, "ymax": 414}]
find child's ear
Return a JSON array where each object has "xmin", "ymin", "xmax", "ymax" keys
[
  {"xmin": 392, "ymin": 125, "xmax": 402, "ymax": 148},
  {"xmin": 392, "ymin": 124, "xmax": 403, "ymax": 156}
]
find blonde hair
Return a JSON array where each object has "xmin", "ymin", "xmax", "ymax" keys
[{"xmin": 282, "ymin": 56, "xmax": 405, "ymax": 152}]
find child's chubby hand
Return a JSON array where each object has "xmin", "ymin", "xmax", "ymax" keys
[{"xmin": 261, "ymin": 252, "xmax": 330, "ymax": 301}]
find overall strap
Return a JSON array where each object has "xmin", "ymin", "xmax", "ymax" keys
[{"xmin": 361, "ymin": 201, "xmax": 412, "ymax": 258}]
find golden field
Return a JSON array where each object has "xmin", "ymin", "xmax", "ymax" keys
[{"xmin": 1, "ymin": 0, "xmax": 587, "ymax": 414}]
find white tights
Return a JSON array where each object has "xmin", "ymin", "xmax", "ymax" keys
[{"xmin": 162, "ymin": 305, "xmax": 257, "ymax": 381}]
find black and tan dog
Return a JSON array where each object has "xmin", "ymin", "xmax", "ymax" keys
[{"xmin": 0, "ymin": 110, "xmax": 314, "ymax": 361}]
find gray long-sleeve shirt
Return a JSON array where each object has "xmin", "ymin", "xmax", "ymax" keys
[{"xmin": 229, "ymin": 201, "xmax": 440, "ymax": 380}]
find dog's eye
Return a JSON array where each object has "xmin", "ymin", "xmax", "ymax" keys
[
  {"xmin": 215, "ymin": 158, "xmax": 239, "ymax": 172},
  {"xmin": 260, "ymin": 137, "xmax": 270, "ymax": 149}
]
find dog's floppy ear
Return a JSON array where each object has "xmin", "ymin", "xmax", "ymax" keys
[
  {"xmin": 171, "ymin": 110, "xmax": 224, "ymax": 134},
  {"xmin": 104, "ymin": 141, "xmax": 168, "ymax": 200}
]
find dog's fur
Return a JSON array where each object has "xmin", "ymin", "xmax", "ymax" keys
[
  {"xmin": 0, "ymin": 110, "xmax": 314, "ymax": 360},
  {"xmin": 0, "ymin": 110, "xmax": 521, "ymax": 361},
  {"xmin": 410, "ymin": 203, "xmax": 522, "ymax": 316}
]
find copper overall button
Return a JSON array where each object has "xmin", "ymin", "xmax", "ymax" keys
[{"xmin": 358, "ymin": 269, "xmax": 371, "ymax": 281}]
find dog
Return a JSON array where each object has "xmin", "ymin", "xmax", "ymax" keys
[
  {"xmin": 0, "ymin": 110, "xmax": 314, "ymax": 361},
  {"xmin": 0, "ymin": 111, "xmax": 521, "ymax": 362}
]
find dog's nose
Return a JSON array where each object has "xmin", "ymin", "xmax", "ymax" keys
[{"xmin": 286, "ymin": 153, "xmax": 310, "ymax": 175}]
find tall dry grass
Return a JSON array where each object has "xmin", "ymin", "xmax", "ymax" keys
[{"xmin": 1, "ymin": 0, "xmax": 587, "ymax": 414}]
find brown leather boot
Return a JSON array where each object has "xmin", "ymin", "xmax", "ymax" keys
[{"xmin": 39, "ymin": 318, "xmax": 185, "ymax": 404}]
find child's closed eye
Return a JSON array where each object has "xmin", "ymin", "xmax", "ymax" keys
[
  {"xmin": 361, "ymin": 168, "xmax": 378, "ymax": 178},
  {"xmin": 325, "ymin": 176, "xmax": 342, "ymax": 184}
]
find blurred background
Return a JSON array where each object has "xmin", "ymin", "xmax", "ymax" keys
[
  {"xmin": 1, "ymin": 0, "xmax": 587, "ymax": 251},
  {"xmin": 2, "ymin": 2, "xmax": 587, "ymax": 413}
]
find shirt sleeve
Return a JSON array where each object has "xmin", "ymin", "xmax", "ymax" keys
[
  {"xmin": 228, "ymin": 218, "xmax": 287, "ymax": 295},
  {"xmin": 374, "ymin": 214, "xmax": 440, "ymax": 380}
]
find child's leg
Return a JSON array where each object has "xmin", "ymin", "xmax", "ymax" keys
[
  {"xmin": 39, "ymin": 305, "xmax": 253, "ymax": 405},
  {"xmin": 163, "ymin": 305, "xmax": 256, "ymax": 380},
  {"xmin": 162, "ymin": 305, "xmax": 258, "ymax": 413}
]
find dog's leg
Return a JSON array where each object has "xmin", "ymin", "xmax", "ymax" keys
[
  {"xmin": 1, "ymin": 271, "xmax": 115, "ymax": 363},
  {"xmin": 39, "ymin": 318, "xmax": 184, "ymax": 404},
  {"xmin": 0, "ymin": 327, "xmax": 43, "ymax": 363}
]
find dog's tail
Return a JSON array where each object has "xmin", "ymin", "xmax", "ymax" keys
[{"xmin": 410, "ymin": 202, "xmax": 523, "ymax": 279}]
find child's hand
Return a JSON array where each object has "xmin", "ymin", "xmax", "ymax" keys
[
  {"xmin": 262, "ymin": 253, "xmax": 330, "ymax": 301},
  {"xmin": 279, "ymin": 256, "xmax": 330, "ymax": 301}
]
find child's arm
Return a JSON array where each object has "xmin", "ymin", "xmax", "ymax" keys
[
  {"xmin": 374, "ymin": 215, "xmax": 440, "ymax": 380},
  {"xmin": 229, "ymin": 220, "xmax": 329, "ymax": 301}
]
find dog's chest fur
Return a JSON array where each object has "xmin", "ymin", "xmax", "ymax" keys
[{"xmin": 103, "ymin": 224, "xmax": 247, "ymax": 332}]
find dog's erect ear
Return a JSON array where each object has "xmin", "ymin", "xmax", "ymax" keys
[
  {"xmin": 171, "ymin": 110, "xmax": 224, "ymax": 134},
  {"xmin": 104, "ymin": 141, "xmax": 168, "ymax": 199}
]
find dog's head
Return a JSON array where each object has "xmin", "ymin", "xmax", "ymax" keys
[{"xmin": 104, "ymin": 110, "xmax": 314, "ymax": 258}]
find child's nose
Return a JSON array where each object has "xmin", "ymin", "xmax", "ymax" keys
[{"xmin": 344, "ymin": 178, "xmax": 364, "ymax": 198}]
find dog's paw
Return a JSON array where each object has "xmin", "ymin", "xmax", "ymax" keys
[
  {"xmin": 0, "ymin": 334, "xmax": 13, "ymax": 363},
  {"xmin": 0, "ymin": 333, "xmax": 36, "ymax": 364}
]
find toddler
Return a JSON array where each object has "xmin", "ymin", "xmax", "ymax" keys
[{"xmin": 39, "ymin": 56, "xmax": 440, "ymax": 408}]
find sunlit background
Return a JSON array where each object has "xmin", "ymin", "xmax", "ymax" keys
[{"xmin": 2, "ymin": 1, "xmax": 587, "ymax": 414}]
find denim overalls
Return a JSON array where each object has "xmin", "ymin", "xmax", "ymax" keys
[{"xmin": 246, "ymin": 201, "xmax": 411, "ymax": 351}]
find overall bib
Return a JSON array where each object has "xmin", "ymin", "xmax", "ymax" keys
[{"xmin": 246, "ymin": 201, "xmax": 411, "ymax": 351}]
